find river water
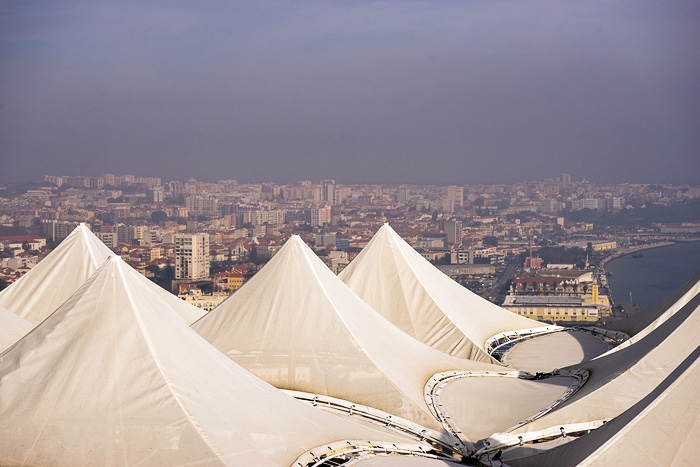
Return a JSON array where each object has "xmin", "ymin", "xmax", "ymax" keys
[{"xmin": 605, "ymin": 241, "xmax": 700, "ymax": 310}]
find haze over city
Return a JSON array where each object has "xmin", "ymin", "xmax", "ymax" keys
[
  {"xmin": 2, "ymin": 0, "xmax": 699, "ymax": 184},
  {"xmin": 2, "ymin": 3, "xmax": 700, "ymax": 461}
]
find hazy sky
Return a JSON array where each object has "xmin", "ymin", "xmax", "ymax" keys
[{"xmin": 1, "ymin": 0, "xmax": 699, "ymax": 185}]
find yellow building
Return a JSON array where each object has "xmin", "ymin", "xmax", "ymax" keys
[
  {"xmin": 148, "ymin": 247, "xmax": 162, "ymax": 262},
  {"xmin": 502, "ymin": 295, "xmax": 600, "ymax": 323},
  {"xmin": 227, "ymin": 274, "xmax": 245, "ymax": 291},
  {"xmin": 591, "ymin": 241, "xmax": 617, "ymax": 252},
  {"xmin": 566, "ymin": 240, "xmax": 617, "ymax": 252},
  {"xmin": 582, "ymin": 284, "xmax": 612, "ymax": 316}
]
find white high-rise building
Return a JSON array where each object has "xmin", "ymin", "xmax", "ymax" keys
[
  {"xmin": 397, "ymin": 187, "xmax": 410, "ymax": 204},
  {"xmin": 446, "ymin": 185, "xmax": 463, "ymax": 209},
  {"xmin": 175, "ymin": 233, "xmax": 210, "ymax": 280},
  {"xmin": 321, "ymin": 179, "xmax": 336, "ymax": 204},
  {"xmin": 444, "ymin": 219, "xmax": 463, "ymax": 245},
  {"xmin": 308, "ymin": 206, "xmax": 332, "ymax": 227},
  {"xmin": 129, "ymin": 225, "xmax": 149, "ymax": 244}
]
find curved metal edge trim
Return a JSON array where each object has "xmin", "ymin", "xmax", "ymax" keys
[
  {"xmin": 424, "ymin": 368, "xmax": 589, "ymax": 455},
  {"xmin": 484, "ymin": 326, "xmax": 564, "ymax": 356},
  {"xmin": 487, "ymin": 325, "xmax": 629, "ymax": 363},
  {"xmin": 476, "ymin": 419, "xmax": 608, "ymax": 455},
  {"xmin": 580, "ymin": 326, "xmax": 630, "ymax": 343},
  {"xmin": 284, "ymin": 390, "xmax": 463, "ymax": 455},
  {"xmin": 423, "ymin": 370, "xmax": 525, "ymax": 454},
  {"xmin": 292, "ymin": 440, "xmax": 453, "ymax": 467}
]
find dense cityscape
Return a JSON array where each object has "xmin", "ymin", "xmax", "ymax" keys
[
  {"xmin": 3, "ymin": 0, "xmax": 699, "ymax": 463},
  {"xmin": 2, "ymin": 173, "xmax": 699, "ymax": 323}
]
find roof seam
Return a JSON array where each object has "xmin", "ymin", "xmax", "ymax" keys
[
  {"xmin": 115, "ymin": 260, "xmax": 228, "ymax": 466},
  {"xmin": 80, "ymin": 224, "xmax": 102, "ymax": 270},
  {"xmin": 387, "ymin": 226, "xmax": 543, "ymax": 354},
  {"xmin": 19, "ymin": 268, "xmax": 112, "ymax": 465},
  {"xmin": 385, "ymin": 226, "xmax": 494, "ymax": 361},
  {"xmin": 584, "ymin": 345, "xmax": 700, "ymax": 465},
  {"xmin": 296, "ymin": 237, "xmax": 436, "ymax": 420},
  {"xmin": 609, "ymin": 278, "xmax": 700, "ymax": 354}
]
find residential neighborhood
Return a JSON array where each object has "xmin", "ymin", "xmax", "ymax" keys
[{"xmin": 1, "ymin": 173, "xmax": 699, "ymax": 324}]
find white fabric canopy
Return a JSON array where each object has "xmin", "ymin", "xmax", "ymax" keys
[
  {"xmin": 0, "ymin": 223, "xmax": 113, "ymax": 324},
  {"xmin": 193, "ymin": 235, "xmax": 505, "ymax": 432},
  {"xmin": 507, "ymin": 343, "xmax": 700, "ymax": 466},
  {"xmin": 437, "ymin": 375, "xmax": 577, "ymax": 442},
  {"xmin": 0, "ymin": 223, "xmax": 204, "ymax": 325},
  {"xmin": 0, "ymin": 304, "xmax": 33, "ymax": 353},
  {"xmin": 0, "ymin": 256, "xmax": 416, "ymax": 466},
  {"xmin": 602, "ymin": 268, "xmax": 700, "ymax": 355},
  {"xmin": 503, "ymin": 330, "xmax": 610, "ymax": 373},
  {"xmin": 339, "ymin": 224, "xmax": 549, "ymax": 361},
  {"xmin": 488, "ymin": 292, "xmax": 700, "ymax": 447},
  {"xmin": 496, "ymin": 437, "xmax": 575, "ymax": 463}
]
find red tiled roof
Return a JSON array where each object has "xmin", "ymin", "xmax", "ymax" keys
[{"xmin": 0, "ymin": 236, "xmax": 44, "ymax": 243}]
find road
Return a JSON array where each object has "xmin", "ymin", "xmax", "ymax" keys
[{"xmin": 490, "ymin": 263, "xmax": 519, "ymax": 304}]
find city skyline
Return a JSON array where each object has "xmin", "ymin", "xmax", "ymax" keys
[
  {"xmin": 2, "ymin": 1, "xmax": 699, "ymax": 185},
  {"xmin": 31, "ymin": 171, "xmax": 700, "ymax": 187}
]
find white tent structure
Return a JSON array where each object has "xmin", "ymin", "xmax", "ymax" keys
[
  {"xmin": 193, "ymin": 235, "xmax": 519, "ymax": 435},
  {"xmin": 0, "ymin": 223, "xmax": 113, "ymax": 324},
  {"xmin": 492, "ymin": 265, "xmax": 700, "ymax": 375},
  {"xmin": 0, "ymin": 304, "xmax": 33, "ymax": 352},
  {"xmin": 0, "ymin": 256, "xmax": 424, "ymax": 466},
  {"xmin": 339, "ymin": 224, "xmax": 554, "ymax": 361},
  {"xmin": 0, "ymin": 223, "xmax": 204, "ymax": 326},
  {"xmin": 431, "ymin": 370, "xmax": 585, "ymax": 444},
  {"xmin": 483, "ymin": 292, "xmax": 700, "ymax": 451},
  {"xmin": 601, "ymin": 268, "xmax": 700, "ymax": 355},
  {"xmin": 502, "ymin": 330, "xmax": 611, "ymax": 373},
  {"xmin": 505, "ymin": 343, "xmax": 700, "ymax": 467},
  {"xmin": 495, "ymin": 268, "xmax": 700, "ymax": 374}
]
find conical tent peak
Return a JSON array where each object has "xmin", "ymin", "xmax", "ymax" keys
[
  {"xmin": 0, "ymin": 246, "xmax": 412, "ymax": 466},
  {"xmin": 289, "ymin": 234, "xmax": 305, "ymax": 244},
  {"xmin": 194, "ymin": 229, "xmax": 503, "ymax": 432},
  {"xmin": 340, "ymin": 223, "xmax": 546, "ymax": 361},
  {"xmin": 0, "ymin": 223, "xmax": 114, "ymax": 324}
]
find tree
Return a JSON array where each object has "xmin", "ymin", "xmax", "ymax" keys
[
  {"xmin": 245, "ymin": 263, "xmax": 262, "ymax": 280},
  {"xmin": 0, "ymin": 226, "xmax": 28, "ymax": 236},
  {"xmin": 497, "ymin": 199, "xmax": 511, "ymax": 209},
  {"xmin": 147, "ymin": 265, "xmax": 175, "ymax": 290},
  {"xmin": 483, "ymin": 236, "xmax": 498, "ymax": 247},
  {"xmin": 537, "ymin": 246, "xmax": 585, "ymax": 265},
  {"xmin": 436, "ymin": 253, "xmax": 451, "ymax": 265},
  {"xmin": 166, "ymin": 194, "xmax": 185, "ymax": 205},
  {"xmin": 151, "ymin": 210, "xmax": 168, "ymax": 224},
  {"xmin": 162, "ymin": 265, "xmax": 175, "ymax": 282},
  {"xmin": 248, "ymin": 245, "xmax": 257, "ymax": 263}
]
